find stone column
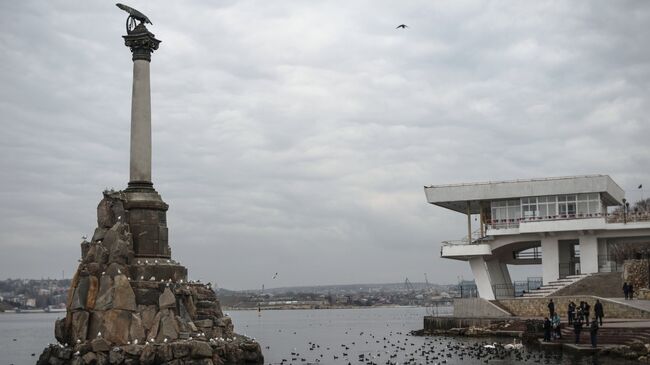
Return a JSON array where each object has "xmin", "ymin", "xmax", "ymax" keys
[{"xmin": 123, "ymin": 24, "xmax": 160, "ymax": 189}]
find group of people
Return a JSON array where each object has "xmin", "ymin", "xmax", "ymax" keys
[{"xmin": 543, "ymin": 298, "xmax": 604, "ymax": 348}]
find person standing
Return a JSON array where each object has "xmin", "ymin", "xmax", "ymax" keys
[
  {"xmin": 552, "ymin": 312, "xmax": 562, "ymax": 339},
  {"xmin": 568, "ymin": 301, "xmax": 576, "ymax": 325},
  {"xmin": 594, "ymin": 299, "xmax": 604, "ymax": 326},
  {"xmin": 543, "ymin": 316, "xmax": 552, "ymax": 342},
  {"xmin": 573, "ymin": 319, "xmax": 583, "ymax": 344},
  {"xmin": 590, "ymin": 319, "xmax": 599, "ymax": 348},
  {"xmin": 623, "ymin": 282, "xmax": 629, "ymax": 300},
  {"xmin": 629, "ymin": 283, "xmax": 635, "ymax": 300},
  {"xmin": 548, "ymin": 298, "xmax": 555, "ymax": 317},
  {"xmin": 584, "ymin": 301, "xmax": 591, "ymax": 323}
]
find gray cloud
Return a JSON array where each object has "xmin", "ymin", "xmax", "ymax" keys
[{"xmin": 1, "ymin": 0, "xmax": 649, "ymax": 288}]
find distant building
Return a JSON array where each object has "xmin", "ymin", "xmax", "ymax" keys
[{"xmin": 425, "ymin": 175, "xmax": 650, "ymax": 300}]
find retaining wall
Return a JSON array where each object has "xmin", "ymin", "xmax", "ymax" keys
[
  {"xmin": 498, "ymin": 296, "xmax": 650, "ymax": 319},
  {"xmin": 453, "ymin": 298, "xmax": 512, "ymax": 317}
]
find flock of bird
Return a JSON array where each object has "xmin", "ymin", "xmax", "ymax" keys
[{"xmin": 258, "ymin": 327, "xmax": 574, "ymax": 365}]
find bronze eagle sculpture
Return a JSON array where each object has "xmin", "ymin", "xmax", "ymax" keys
[{"xmin": 116, "ymin": 3, "xmax": 152, "ymax": 32}]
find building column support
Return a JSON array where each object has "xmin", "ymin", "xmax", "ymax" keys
[
  {"xmin": 579, "ymin": 234, "xmax": 599, "ymax": 274},
  {"xmin": 467, "ymin": 201, "xmax": 472, "ymax": 243},
  {"xmin": 541, "ymin": 237, "xmax": 559, "ymax": 285},
  {"xmin": 469, "ymin": 257, "xmax": 495, "ymax": 300}
]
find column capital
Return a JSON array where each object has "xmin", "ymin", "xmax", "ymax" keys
[{"xmin": 123, "ymin": 24, "xmax": 161, "ymax": 62}]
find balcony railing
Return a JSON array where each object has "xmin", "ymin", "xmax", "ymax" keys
[
  {"xmin": 605, "ymin": 212, "xmax": 650, "ymax": 224},
  {"xmin": 488, "ymin": 212, "xmax": 650, "ymax": 230}
]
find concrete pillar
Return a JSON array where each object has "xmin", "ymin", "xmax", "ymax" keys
[
  {"xmin": 541, "ymin": 237, "xmax": 559, "ymax": 285},
  {"xmin": 579, "ymin": 234, "xmax": 599, "ymax": 274},
  {"xmin": 469, "ymin": 257, "xmax": 495, "ymax": 300},
  {"xmin": 130, "ymin": 59, "xmax": 152, "ymax": 183}
]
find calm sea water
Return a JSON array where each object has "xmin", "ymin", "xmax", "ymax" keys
[{"xmin": 0, "ymin": 307, "xmax": 631, "ymax": 365}]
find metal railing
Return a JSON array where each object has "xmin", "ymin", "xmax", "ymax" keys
[
  {"xmin": 441, "ymin": 228, "xmax": 485, "ymax": 246},
  {"xmin": 605, "ymin": 212, "xmax": 650, "ymax": 224},
  {"xmin": 598, "ymin": 255, "xmax": 623, "ymax": 273},
  {"xmin": 493, "ymin": 277, "xmax": 544, "ymax": 298},
  {"xmin": 451, "ymin": 284, "xmax": 478, "ymax": 298},
  {"xmin": 513, "ymin": 247, "xmax": 542, "ymax": 260},
  {"xmin": 559, "ymin": 262, "xmax": 581, "ymax": 278}
]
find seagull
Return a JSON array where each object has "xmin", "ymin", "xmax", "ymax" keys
[
  {"xmin": 97, "ymin": 332, "xmax": 102, "ymax": 337},
  {"xmin": 639, "ymin": 184, "xmax": 643, "ymax": 189},
  {"xmin": 81, "ymin": 235, "xmax": 88, "ymax": 240},
  {"xmin": 134, "ymin": 339, "xmax": 138, "ymax": 344},
  {"xmin": 117, "ymin": 269, "xmax": 122, "ymax": 274},
  {"xmin": 272, "ymin": 272, "xmax": 278, "ymax": 279},
  {"xmin": 396, "ymin": 24, "xmax": 408, "ymax": 29}
]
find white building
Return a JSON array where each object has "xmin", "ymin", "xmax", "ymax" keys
[{"xmin": 425, "ymin": 175, "xmax": 650, "ymax": 300}]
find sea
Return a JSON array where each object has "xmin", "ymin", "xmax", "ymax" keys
[{"xmin": 0, "ymin": 306, "xmax": 632, "ymax": 365}]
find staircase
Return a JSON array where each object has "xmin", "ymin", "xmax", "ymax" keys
[
  {"xmin": 522, "ymin": 274, "xmax": 590, "ymax": 298},
  {"xmin": 559, "ymin": 326, "xmax": 650, "ymax": 346}
]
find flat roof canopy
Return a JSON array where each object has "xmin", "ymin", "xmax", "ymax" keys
[{"xmin": 424, "ymin": 175, "xmax": 625, "ymax": 214}]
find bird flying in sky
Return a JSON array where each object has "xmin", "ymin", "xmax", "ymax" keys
[
  {"xmin": 396, "ymin": 24, "xmax": 408, "ymax": 29},
  {"xmin": 272, "ymin": 272, "xmax": 278, "ymax": 279},
  {"xmin": 639, "ymin": 184, "xmax": 643, "ymax": 189}
]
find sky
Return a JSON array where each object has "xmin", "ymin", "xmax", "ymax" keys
[{"xmin": 1, "ymin": 1, "xmax": 649, "ymax": 290}]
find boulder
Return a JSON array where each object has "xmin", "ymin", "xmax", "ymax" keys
[
  {"xmin": 129, "ymin": 313, "xmax": 146, "ymax": 343},
  {"xmin": 190, "ymin": 341, "xmax": 213, "ymax": 359},
  {"xmin": 113, "ymin": 275, "xmax": 136, "ymax": 311},
  {"xmin": 91, "ymin": 227, "xmax": 108, "ymax": 243},
  {"xmin": 159, "ymin": 287, "xmax": 176, "ymax": 309},
  {"xmin": 156, "ymin": 309, "xmax": 180, "ymax": 342},
  {"xmin": 55, "ymin": 317, "xmax": 67, "ymax": 344},
  {"xmin": 108, "ymin": 238, "xmax": 132, "ymax": 265},
  {"xmin": 88, "ymin": 311, "xmax": 105, "ymax": 341},
  {"xmin": 157, "ymin": 343, "xmax": 174, "ymax": 362},
  {"xmin": 72, "ymin": 274, "xmax": 90, "ymax": 310},
  {"xmin": 97, "ymin": 198, "xmax": 115, "ymax": 228},
  {"xmin": 139, "ymin": 345, "xmax": 156, "ymax": 365},
  {"xmin": 139, "ymin": 305, "xmax": 157, "ymax": 331},
  {"xmin": 122, "ymin": 344, "xmax": 143, "ymax": 357},
  {"xmin": 71, "ymin": 310, "xmax": 90, "ymax": 342},
  {"xmin": 91, "ymin": 338, "xmax": 111, "ymax": 352},
  {"xmin": 82, "ymin": 351, "xmax": 97, "ymax": 364},
  {"xmin": 95, "ymin": 276, "xmax": 114, "ymax": 311},
  {"xmin": 171, "ymin": 342, "xmax": 191, "ymax": 358},
  {"xmin": 66, "ymin": 272, "xmax": 80, "ymax": 310},
  {"xmin": 108, "ymin": 349, "xmax": 125, "ymax": 364},
  {"xmin": 102, "ymin": 309, "xmax": 132, "ymax": 345},
  {"xmin": 86, "ymin": 276, "xmax": 100, "ymax": 310},
  {"xmin": 105, "ymin": 263, "xmax": 126, "ymax": 278}
]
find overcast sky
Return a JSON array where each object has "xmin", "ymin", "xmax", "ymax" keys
[{"xmin": 1, "ymin": 1, "xmax": 649, "ymax": 290}]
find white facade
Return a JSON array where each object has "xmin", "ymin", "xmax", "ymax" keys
[{"xmin": 425, "ymin": 175, "xmax": 650, "ymax": 300}]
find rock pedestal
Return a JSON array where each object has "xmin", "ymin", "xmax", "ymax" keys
[{"xmin": 38, "ymin": 191, "xmax": 263, "ymax": 365}]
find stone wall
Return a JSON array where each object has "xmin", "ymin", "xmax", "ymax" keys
[
  {"xmin": 498, "ymin": 296, "xmax": 650, "ymax": 319},
  {"xmin": 623, "ymin": 259, "xmax": 650, "ymax": 291},
  {"xmin": 453, "ymin": 298, "xmax": 512, "ymax": 318}
]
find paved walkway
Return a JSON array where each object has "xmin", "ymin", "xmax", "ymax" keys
[{"xmin": 606, "ymin": 297, "xmax": 650, "ymax": 312}]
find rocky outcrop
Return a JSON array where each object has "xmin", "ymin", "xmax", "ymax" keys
[{"xmin": 38, "ymin": 190, "xmax": 263, "ymax": 365}]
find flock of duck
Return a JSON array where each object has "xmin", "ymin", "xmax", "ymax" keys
[{"xmin": 259, "ymin": 328, "xmax": 572, "ymax": 365}]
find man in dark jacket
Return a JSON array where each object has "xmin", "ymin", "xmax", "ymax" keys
[
  {"xmin": 629, "ymin": 283, "xmax": 635, "ymax": 299},
  {"xmin": 573, "ymin": 319, "xmax": 583, "ymax": 344},
  {"xmin": 594, "ymin": 299, "xmax": 604, "ymax": 326},
  {"xmin": 548, "ymin": 299, "xmax": 555, "ymax": 317},
  {"xmin": 543, "ymin": 316, "xmax": 552, "ymax": 342},
  {"xmin": 623, "ymin": 282, "xmax": 629, "ymax": 300},
  {"xmin": 568, "ymin": 301, "xmax": 576, "ymax": 325},
  {"xmin": 590, "ymin": 319, "xmax": 599, "ymax": 348},
  {"xmin": 583, "ymin": 302, "xmax": 591, "ymax": 324}
]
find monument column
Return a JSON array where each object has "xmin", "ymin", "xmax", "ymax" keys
[{"xmin": 123, "ymin": 24, "xmax": 160, "ymax": 189}]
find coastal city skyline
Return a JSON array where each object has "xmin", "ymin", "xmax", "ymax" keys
[{"xmin": 1, "ymin": 1, "xmax": 650, "ymax": 289}]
